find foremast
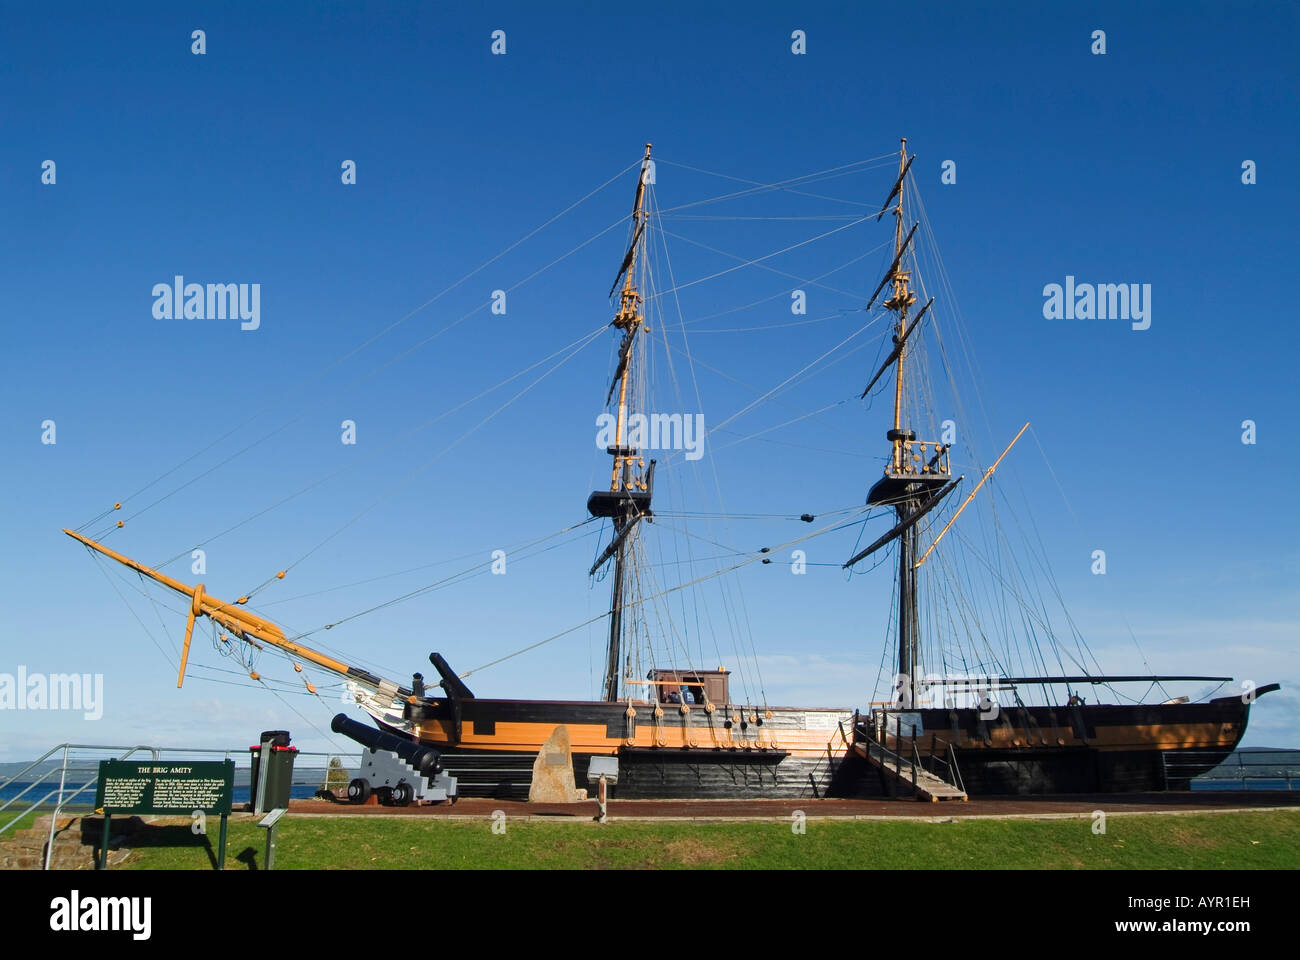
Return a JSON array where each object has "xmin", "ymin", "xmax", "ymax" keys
[
  {"xmin": 587, "ymin": 144, "xmax": 655, "ymax": 701},
  {"xmin": 850, "ymin": 140, "xmax": 953, "ymax": 708}
]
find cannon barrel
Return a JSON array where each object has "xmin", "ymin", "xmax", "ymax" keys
[{"xmin": 331, "ymin": 713, "xmax": 442, "ymax": 777}]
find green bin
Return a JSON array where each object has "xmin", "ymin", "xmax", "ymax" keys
[{"xmin": 249, "ymin": 730, "xmax": 297, "ymax": 813}]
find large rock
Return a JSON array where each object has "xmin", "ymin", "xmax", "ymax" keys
[{"xmin": 528, "ymin": 726, "xmax": 587, "ymax": 802}]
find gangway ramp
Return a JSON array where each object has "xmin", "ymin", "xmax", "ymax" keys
[{"xmin": 853, "ymin": 740, "xmax": 968, "ymax": 802}]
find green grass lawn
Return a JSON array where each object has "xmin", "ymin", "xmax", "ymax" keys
[
  {"xmin": 113, "ymin": 809, "xmax": 1300, "ymax": 870},
  {"xmin": 0, "ymin": 809, "xmax": 46, "ymax": 836}
]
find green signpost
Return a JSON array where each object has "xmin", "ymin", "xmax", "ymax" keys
[{"xmin": 94, "ymin": 759, "xmax": 235, "ymax": 869}]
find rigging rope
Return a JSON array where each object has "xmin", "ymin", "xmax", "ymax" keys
[
  {"xmin": 77, "ymin": 159, "xmax": 642, "ymax": 538},
  {"xmin": 651, "ymin": 223, "xmax": 880, "ymax": 301},
  {"xmin": 655, "ymin": 155, "xmax": 897, "ymax": 214},
  {"xmin": 451, "ymin": 506, "xmax": 874, "ymax": 683}
]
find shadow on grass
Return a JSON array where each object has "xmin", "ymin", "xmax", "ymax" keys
[{"xmin": 114, "ymin": 824, "xmax": 221, "ymax": 870}]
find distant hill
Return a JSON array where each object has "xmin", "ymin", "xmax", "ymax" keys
[{"xmin": 0, "ymin": 758, "xmax": 335, "ymax": 779}]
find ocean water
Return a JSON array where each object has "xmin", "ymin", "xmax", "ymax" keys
[
  {"xmin": 1190, "ymin": 779, "xmax": 1294, "ymax": 791},
  {"xmin": 0, "ymin": 768, "xmax": 339, "ymax": 812},
  {"xmin": 1192, "ymin": 748, "xmax": 1300, "ymax": 788}
]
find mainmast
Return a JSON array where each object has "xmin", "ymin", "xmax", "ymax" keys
[
  {"xmin": 845, "ymin": 140, "xmax": 953, "ymax": 708},
  {"xmin": 587, "ymin": 144, "xmax": 655, "ymax": 701}
]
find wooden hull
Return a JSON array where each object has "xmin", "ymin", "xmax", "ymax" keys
[
  {"xmin": 430, "ymin": 748, "xmax": 864, "ymax": 801},
  {"xmin": 367, "ymin": 693, "xmax": 1252, "ymax": 799},
  {"xmin": 866, "ymin": 698, "xmax": 1249, "ymax": 795},
  {"xmin": 375, "ymin": 697, "xmax": 854, "ymax": 799}
]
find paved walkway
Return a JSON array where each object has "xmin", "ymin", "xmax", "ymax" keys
[{"xmin": 284, "ymin": 791, "xmax": 1300, "ymax": 821}]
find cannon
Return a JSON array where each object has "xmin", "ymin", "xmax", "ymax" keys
[
  {"xmin": 330, "ymin": 713, "xmax": 455, "ymax": 805},
  {"xmin": 331, "ymin": 713, "xmax": 442, "ymax": 777}
]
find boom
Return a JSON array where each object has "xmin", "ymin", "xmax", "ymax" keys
[{"xmin": 62, "ymin": 528, "xmax": 408, "ymax": 699}]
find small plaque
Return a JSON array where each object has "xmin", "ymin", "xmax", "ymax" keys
[{"xmin": 886, "ymin": 712, "xmax": 924, "ymax": 738}]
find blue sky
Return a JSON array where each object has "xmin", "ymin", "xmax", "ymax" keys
[{"xmin": 1, "ymin": 1, "xmax": 1297, "ymax": 760}]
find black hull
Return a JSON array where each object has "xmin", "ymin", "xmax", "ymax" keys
[
  {"xmin": 436, "ymin": 747, "xmax": 871, "ymax": 801},
  {"xmin": 369, "ymin": 695, "xmax": 1252, "ymax": 800},
  {"xmin": 432, "ymin": 742, "xmax": 1238, "ymax": 801},
  {"xmin": 933, "ymin": 745, "xmax": 1235, "ymax": 795}
]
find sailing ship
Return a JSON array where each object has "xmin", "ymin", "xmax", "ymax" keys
[{"xmin": 64, "ymin": 141, "xmax": 1279, "ymax": 800}]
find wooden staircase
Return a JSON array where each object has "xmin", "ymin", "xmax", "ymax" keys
[
  {"xmin": 854, "ymin": 710, "xmax": 968, "ymax": 802},
  {"xmin": 854, "ymin": 741, "xmax": 967, "ymax": 801}
]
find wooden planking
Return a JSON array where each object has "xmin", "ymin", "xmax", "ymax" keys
[{"xmin": 407, "ymin": 705, "xmax": 851, "ymax": 758}]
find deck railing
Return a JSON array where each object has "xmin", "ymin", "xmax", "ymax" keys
[{"xmin": 1163, "ymin": 750, "xmax": 1298, "ymax": 790}]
